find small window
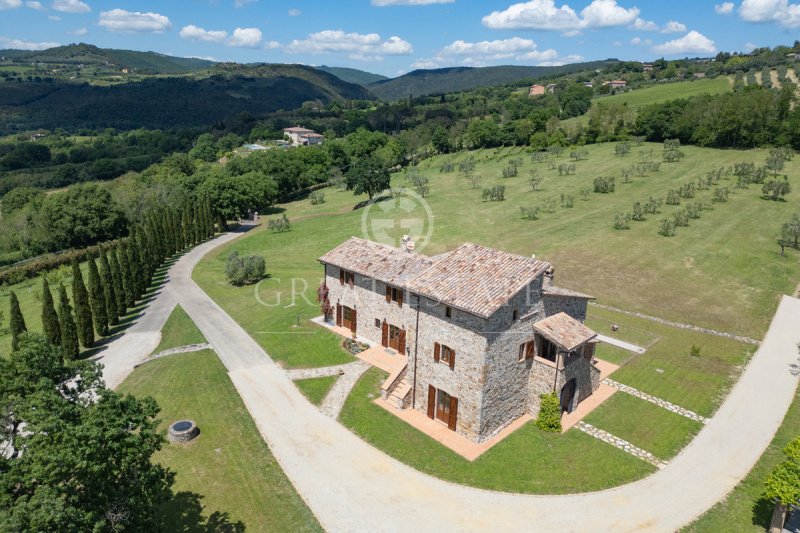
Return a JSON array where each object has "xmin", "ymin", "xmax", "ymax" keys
[
  {"xmin": 512, "ymin": 308, "xmax": 519, "ymax": 321},
  {"xmin": 440, "ymin": 345, "xmax": 455, "ymax": 365},
  {"xmin": 445, "ymin": 306, "xmax": 452, "ymax": 318},
  {"xmin": 539, "ymin": 336, "xmax": 559, "ymax": 363},
  {"xmin": 340, "ymin": 269, "xmax": 355, "ymax": 287},
  {"xmin": 375, "ymin": 318, "xmax": 381, "ymax": 328},
  {"xmin": 518, "ymin": 341, "xmax": 535, "ymax": 362}
]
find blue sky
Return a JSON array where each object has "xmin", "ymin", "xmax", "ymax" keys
[{"xmin": 1, "ymin": 1, "xmax": 799, "ymax": 76}]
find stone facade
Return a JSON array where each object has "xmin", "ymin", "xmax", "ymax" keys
[{"xmin": 321, "ymin": 240, "xmax": 600, "ymax": 444}]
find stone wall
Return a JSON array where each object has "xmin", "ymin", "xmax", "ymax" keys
[
  {"xmin": 409, "ymin": 296, "xmax": 488, "ymax": 442},
  {"xmin": 542, "ymin": 294, "xmax": 588, "ymax": 321}
]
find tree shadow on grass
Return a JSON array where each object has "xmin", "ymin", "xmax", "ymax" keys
[
  {"xmin": 751, "ymin": 496, "xmax": 774, "ymax": 529},
  {"xmin": 159, "ymin": 491, "xmax": 246, "ymax": 532}
]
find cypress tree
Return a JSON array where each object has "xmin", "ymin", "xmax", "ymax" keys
[
  {"xmin": 135, "ymin": 227, "xmax": 151, "ymax": 292},
  {"xmin": 9, "ymin": 290, "xmax": 27, "ymax": 353},
  {"xmin": 206, "ymin": 200, "xmax": 215, "ymax": 237},
  {"xmin": 41, "ymin": 278, "xmax": 61, "ymax": 347},
  {"xmin": 127, "ymin": 231, "xmax": 144, "ymax": 299},
  {"xmin": 193, "ymin": 204, "xmax": 202, "ymax": 243},
  {"xmin": 98, "ymin": 251, "xmax": 119, "ymax": 326},
  {"xmin": 87, "ymin": 254, "xmax": 108, "ymax": 337},
  {"xmin": 118, "ymin": 241, "xmax": 135, "ymax": 307},
  {"xmin": 57, "ymin": 282, "xmax": 79, "ymax": 360},
  {"xmin": 108, "ymin": 247, "xmax": 126, "ymax": 317},
  {"xmin": 71, "ymin": 258, "xmax": 94, "ymax": 349},
  {"xmin": 181, "ymin": 208, "xmax": 191, "ymax": 248}
]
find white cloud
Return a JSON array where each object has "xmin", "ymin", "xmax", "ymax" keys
[
  {"xmin": 537, "ymin": 54, "xmax": 583, "ymax": 66},
  {"xmin": 227, "ymin": 27, "xmax": 262, "ymax": 48},
  {"xmin": 652, "ymin": 30, "xmax": 716, "ymax": 55},
  {"xmin": 743, "ymin": 41, "xmax": 757, "ymax": 52},
  {"xmin": 234, "ymin": 0, "xmax": 256, "ymax": 6},
  {"xmin": 52, "ymin": 0, "xmax": 89, "ymax": 13},
  {"xmin": 631, "ymin": 17, "xmax": 658, "ymax": 31},
  {"xmin": 442, "ymin": 37, "xmax": 556, "ymax": 61},
  {"xmin": 630, "ymin": 36, "xmax": 652, "ymax": 45},
  {"xmin": 288, "ymin": 8, "xmax": 301, "ymax": 16},
  {"xmin": 180, "ymin": 25, "xmax": 228, "ymax": 43},
  {"xmin": 714, "ymin": 2, "xmax": 734, "ymax": 14},
  {"xmin": 410, "ymin": 58, "xmax": 442, "ymax": 69},
  {"xmin": 69, "ymin": 27, "xmax": 87, "ymax": 35},
  {"xmin": 0, "ymin": 36, "xmax": 60, "ymax": 49},
  {"xmin": 371, "ymin": 0, "xmax": 453, "ymax": 4},
  {"xmin": 99, "ymin": 9, "xmax": 172, "ymax": 33},
  {"xmin": 284, "ymin": 30, "xmax": 413, "ymax": 60},
  {"xmin": 26, "ymin": 1, "xmax": 44, "ymax": 10},
  {"xmin": 0, "ymin": 0, "xmax": 22, "ymax": 9},
  {"xmin": 739, "ymin": 0, "xmax": 800, "ymax": 27},
  {"xmin": 661, "ymin": 20, "xmax": 687, "ymax": 33},
  {"xmin": 47, "ymin": 14, "xmax": 58, "ymax": 19},
  {"xmin": 482, "ymin": 0, "xmax": 638, "ymax": 32}
]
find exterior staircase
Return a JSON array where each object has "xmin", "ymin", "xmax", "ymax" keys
[{"xmin": 387, "ymin": 377, "xmax": 412, "ymax": 409}]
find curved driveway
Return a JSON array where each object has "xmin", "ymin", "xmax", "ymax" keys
[{"xmin": 112, "ymin": 233, "xmax": 800, "ymax": 532}]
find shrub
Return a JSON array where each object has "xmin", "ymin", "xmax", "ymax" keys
[
  {"xmin": 309, "ymin": 191, "xmax": 326, "ymax": 205},
  {"xmin": 225, "ymin": 250, "xmax": 266, "ymax": 286},
  {"xmin": 536, "ymin": 393, "xmax": 562, "ymax": 432},
  {"xmin": 666, "ymin": 189, "xmax": 681, "ymax": 205},
  {"xmin": 679, "ymin": 182, "xmax": 695, "ymax": 198},
  {"xmin": 713, "ymin": 187, "xmax": 729, "ymax": 203},
  {"xmin": 689, "ymin": 345, "xmax": 701, "ymax": 357},
  {"xmin": 673, "ymin": 210, "xmax": 689, "ymax": 227},
  {"xmin": 520, "ymin": 206, "xmax": 540, "ymax": 220},
  {"xmin": 658, "ymin": 219, "xmax": 676, "ymax": 237},
  {"xmin": 763, "ymin": 179, "xmax": 791, "ymax": 201},
  {"xmin": 560, "ymin": 193, "xmax": 574, "ymax": 208},
  {"xmin": 481, "ymin": 185, "xmax": 505, "ymax": 201},
  {"xmin": 267, "ymin": 213, "xmax": 292, "ymax": 232},
  {"xmin": 593, "ymin": 176, "xmax": 615, "ymax": 193},
  {"xmin": 613, "ymin": 212, "xmax": 631, "ymax": 230},
  {"xmin": 631, "ymin": 202, "xmax": 646, "ymax": 221}
]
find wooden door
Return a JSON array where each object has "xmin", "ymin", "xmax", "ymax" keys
[
  {"xmin": 342, "ymin": 306, "xmax": 356, "ymax": 334},
  {"xmin": 448, "ymin": 397, "xmax": 458, "ymax": 431},
  {"xmin": 427, "ymin": 385, "xmax": 435, "ymax": 419},
  {"xmin": 388, "ymin": 325, "xmax": 402, "ymax": 351},
  {"xmin": 336, "ymin": 304, "xmax": 342, "ymax": 327},
  {"xmin": 435, "ymin": 389, "xmax": 451, "ymax": 423},
  {"xmin": 381, "ymin": 321, "xmax": 388, "ymax": 347}
]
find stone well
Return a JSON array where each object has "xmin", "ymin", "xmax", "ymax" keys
[{"xmin": 168, "ymin": 420, "xmax": 199, "ymax": 443}]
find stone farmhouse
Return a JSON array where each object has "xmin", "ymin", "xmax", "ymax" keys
[
  {"xmin": 283, "ymin": 125, "xmax": 324, "ymax": 146},
  {"xmin": 529, "ymin": 84, "xmax": 546, "ymax": 96},
  {"xmin": 319, "ymin": 237, "xmax": 601, "ymax": 443}
]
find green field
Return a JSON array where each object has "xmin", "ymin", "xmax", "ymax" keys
[
  {"xmin": 594, "ymin": 77, "xmax": 732, "ymax": 110},
  {"xmin": 295, "ymin": 375, "xmax": 338, "ymax": 406},
  {"xmin": 340, "ymin": 367, "xmax": 655, "ymax": 493},
  {"xmin": 119, "ymin": 305, "xmax": 320, "ymax": 531}
]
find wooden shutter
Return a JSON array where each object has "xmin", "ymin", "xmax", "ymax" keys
[
  {"xmin": 352, "ymin": 309, "xmax": 357, "ymax": 335},
  {"xmin": 381, "ymin": 321, "xmax": 388, "ymax": 347},
  {"xmin": 518, "ymin": 344, "xmax": 525, "ymax": 362},
  {"xmin": 398, "ymin": 290, "xmax": 404, "ymax": 307},
  {"xmin": 385, "ymin": 285, "xmax": 391, "ymax": 302},
  {"xmin": 434, "ymin": 342, "xmax": 440, "ymax": 362},
  {"xmin": 448, "ymin": 397, "xmax": 458, "ymax": 431},
  {"xmin": 526, "ymin": 341, "xmax": 535, "ymax": 360},
  {"xmin": 427, "ymin": 385, "xmax": 435, "ymax": 419},
  {"xmin": 339, "ymin": 269, "xmax": 344, "ymax": 285},
  {"xmin": 336, "ymin": 304, "xmax": 342, "ymax": 327},
  {"xmin": 399, "ymin": 329, "xmax": 406, "ymax": 354},
  {"xmin": 449, "ymin": 349, "xmax": 455, "ymax": 370}
]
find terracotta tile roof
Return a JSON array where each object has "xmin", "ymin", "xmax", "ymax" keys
[
  {"xmin": 406, "ymin": 243, "xmax": 550, "ymax": 319},
  {"xmin": 319, "ymin": 237, "xmax": 433, "ymax": 286},
  {"xmin": 542, "ymin": 277, "xmax": 594, "ymax": 299},
  {"xmin": 533, "ymin": 312, "xmax": 597, "ymax": 352}
]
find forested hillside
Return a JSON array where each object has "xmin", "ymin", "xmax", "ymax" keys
[{"xmin": 316, "ymin": 66, "xmax": 388, "ymax": 86}]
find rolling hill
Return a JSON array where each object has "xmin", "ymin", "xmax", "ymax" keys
[
  {"xmin": 315, "ymin": 65, "xmax": 388, "ymax": 86},
  {"xmin": 0, "ymin": 43, "xmax": 215, "ymax": 74},
  {"xmin": 368, "ymin": 61, "xmax": 616, "ymax": 100}
]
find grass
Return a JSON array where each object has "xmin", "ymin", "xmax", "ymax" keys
[
  {"xmin": 339, "ymin": 367, "xmax": 656, "ymax": 493},
  {"xmin": 153, "ymin": 304, "xmax": 206, "ymax": 353},
  {"xmin": 593, "ymin": 77, "xmax": 731, "ymax": 111},
  {"xmin": 686, "ymin": 385, "xmax": 800, "ymax": 532},
  {"xmin": 583, "ymin": 392, "xmax": 703, "ymax": 460},
  {"xmin": 589, "ymin": 306, "xmax": 752, "ymax": 418},
  {"xmin": 120, "ymin": 350, "xmax": 321, "ymax": 532},
  {"xmin": 295, "ymin": 375, "xmax": 338, "ymax": 406}
]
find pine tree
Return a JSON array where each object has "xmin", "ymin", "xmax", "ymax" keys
[
  {"xmin": 71, "ymin": 258, "xmax": 94, "ymax": 348},
  {"xmin": 41, "ymin": 278, "xmax": 61, "ymax": 347},
  {"xmin": 98, "ymin": 251, "xmax": 119, "ymax": 326},
  {"xmin": 108, "ymin": 247, "xmax": 126, "ymax": 317},
  {"xmin": 9, "ymin": 290, "xmax": 27, "ymax": 352},
  {"xmin": 58, "ymin": 282, "xmax": 79, "ymax": 360},
  {"xmin": 87, "ymin": 255, "xmax": 108, "ymax": 337},
  {"xmin": 118, "ymin": 241, "xmax": 135, "ymax": 308}
]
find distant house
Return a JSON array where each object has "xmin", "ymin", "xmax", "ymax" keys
[
  {"xmin": 786, "ymin": 52, "xmax": 798, "ymax": 59},
  {"xmin": 583, "ymin": 81, "xmax": 593, "ymax": 88},
  {"xmin": 529, "ymin": 84, "xmax": 546, "ymax": 96},
  {"xmin": 283, "ymin": 126, "xmax": 325, "ymax": 146},
  {"xmin": 121, "ymin": 68, "xmax": 129, "ymax": 74},
  {"xmin": 642, "ymin": 63, "xmax": 654, "ymax": 72},
  {"xmin": 603, "ymin": 80, "xmax": 627, "ymax": 89},
  {"xmin": 693, "ymin": 72, "xmax": 706, "ymax": 79},
  {"xmin": 546, "ymin": 83, "xmax": 557, "ymax": 94}
]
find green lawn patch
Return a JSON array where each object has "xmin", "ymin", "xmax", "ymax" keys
[
  {"xmin": 594, "ymin": 343, "xmax": 633, "ymax": 366},
  {"xmin": 339, "ymin": 368, "xmax": 655, "ymax": 494},
  {"xmin": 154, "ymin": 304, "xmax": 206, "ymax": 353},
  {"xmin": 584, "ymin": 392, "xmax": 702, "ymax": 460},
  {"xmin": 594, "ymin": 77, "xmax": 731, "ymax": 111},
  {"xmin": 295, "ymin": 375, "xmax": 338, "ymax": 406},
  {"xmin": 686, "ymin": 385, "xmax": 800, "ymax": 532},
  {"xmin": 119, "ymin": 350, "xmax": 321, "ymax": 532}
]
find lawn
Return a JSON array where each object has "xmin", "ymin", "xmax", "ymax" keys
[
  {"xmin": 153, "ymin": 304, "xmax": 206, "ymax": 353},
  {"xmin": 593, "ymin": 77, "xmax": 732, "ymax": 111},
  {"xmin": 338, "ymin": 367, "xmax": 655, "ymax": 493},
  {"xmin": 686, "ymin": 384, "xmax": 800, "ymax": 532},
  {"xmin": 295, "ymin": 375, "xmax": 338, "ymax": 406},
  {"xmin": 583, "ymin": 392, "xmax": 703, "ymax": 460}
]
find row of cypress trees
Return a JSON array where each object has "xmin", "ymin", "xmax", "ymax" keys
[{"xmin": 8, "ymin": 200, "xmax": 216, "ymax": 359}]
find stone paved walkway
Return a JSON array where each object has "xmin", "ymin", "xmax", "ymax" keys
[
  {"xmin": 319, "ymin": 361, "xmax": 371, "ymax": 418},
  {"xmin": 596, "ymin": 334, "xmax": 646, "ymax": 354},
  {"xmin": 134, "ymin": 343, "xmax": 212, "ymax": 367},
  {"xmin": 285, "ymin": 361, "xmax": 363, "ymax": 380},
  {"xmin": 590, "ymin": 302, "xmax": 760, "ymax": 345},
  {"xmin": 603, "ymin": 378, "xmax": 710, "ymax": 424},
  {"xmin": 577, "ymin": 421, "xmax": 668, "ymax": 469}
]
